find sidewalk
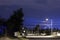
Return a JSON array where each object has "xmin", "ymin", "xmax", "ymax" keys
[
  {"xmin": 14, "ymin": 32, "xmax": 59, "ymax": 38},
  {"xmin": 26, "ymin": 35, "xmax": 57, "ymax": 38},
  {"xmin": 17, "ymin": 34, "xmax": 57, "ymax": 38}
]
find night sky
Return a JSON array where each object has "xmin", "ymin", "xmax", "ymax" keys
[{"xmin": 0, "ymin": 0, "xmax": 60, "ymax": 29}]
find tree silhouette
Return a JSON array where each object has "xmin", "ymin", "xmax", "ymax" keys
[
  {"xmin": 45, "ymin": 28, "xmax": 51, "ymax": 35},
  {"xmin": 0, "ymin": 18, "xmax": 6, "ymax": 26},
  {"xmin": 6, "ymin": 8, "xmax": 24, "ymax": 37},
  {"xmin": 0, "ymin": 18, "xmax": 3, "ymax": 25},
  {"xmin": 0, "ymin": 18, "xmax": 6, "ymax": 36},
  {"xmin": 33, "ymin": 24, "xmax": 40, "ymax": 34}
]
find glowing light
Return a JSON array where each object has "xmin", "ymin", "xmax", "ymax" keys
[
  {"xmin": 45, "ymin": 18, "xmax": 48, "ymax": 21},
  {"xmin": 23, "ymin": 30, "xmax": 25, "ymax": 32}
]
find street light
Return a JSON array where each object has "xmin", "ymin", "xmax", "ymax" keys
[
  {"xmin": 51, "ymin": 19, "xmax": 53, "ymax": 35},
  {"xmin": 39, "ymin": 18, "xmax": 53, "ymax": 35},
  {"xmin": 45, "ymin": 18, "xmax": 48, "ymax": 21},
  {"xmin": 45, "ymin": 18, "xmax": 53, "ymax": 35}
]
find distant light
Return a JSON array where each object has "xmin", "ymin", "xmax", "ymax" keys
[
  {"xmin": 23, "ymin": 30, "xmax": 25, "ymax": 32},
  {"xmin": 45, "ymin": 18, "xmax": 48, "ymax": 21}
]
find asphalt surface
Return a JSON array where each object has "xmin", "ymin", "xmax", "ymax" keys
[
  {"xmin": 29, "ymin": 38, "xmax": 60, "ymax": 40},
  {"xmin": 28, "ymin": 36, "xmax": 60, "ymax": 40}
]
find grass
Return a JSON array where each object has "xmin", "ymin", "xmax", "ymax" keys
[
  {"xmin": 0, "ymin": 36, "xmax": 29, "ymax": 40},
  {"xmin": 18, "ymin": 37, "xmax": 29, "ymax": 40}
]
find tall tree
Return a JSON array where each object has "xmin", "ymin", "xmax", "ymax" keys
[
  {"xmin": 6, "ymin": 8, "xmax": 24, "ymax": 37},
  {"xmin": 0, "ymin": 18, "xmax": 6, "ymax": 26},
  {"xmin": 0, "ymin": 18, "xmax": 6, "ymax": 36}
]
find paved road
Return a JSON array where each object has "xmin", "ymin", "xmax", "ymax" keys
[
  {"xmin": 26, "ymin": 35, "xmax": 60, "ymax": 40},
  {"xmin": 28, "ymin": 37, "xmax": 60, "ymax": 40},
  {"xmin": 29, "ymin": 38, "xmax": 60, "ymax": 40}
]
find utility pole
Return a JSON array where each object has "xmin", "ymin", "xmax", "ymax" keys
[{"xmin": 51, "ymin": 19, "xmax": 53, "ymax": 35}]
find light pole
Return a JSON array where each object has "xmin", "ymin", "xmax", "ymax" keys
[
  {"xmin": 45, "ymin": 18, "xmax": 53, "ymax": 35},
  {"xmin": 39, "ymin": 18, "xmax": 53, "ymax": 35},
  {"xmin": 45, "ymin": 18, "xmax": 48, "ymax": 21},
  {"xmin": 51, "ymin": 19, "xmax": 53, "ymax": 35}
]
